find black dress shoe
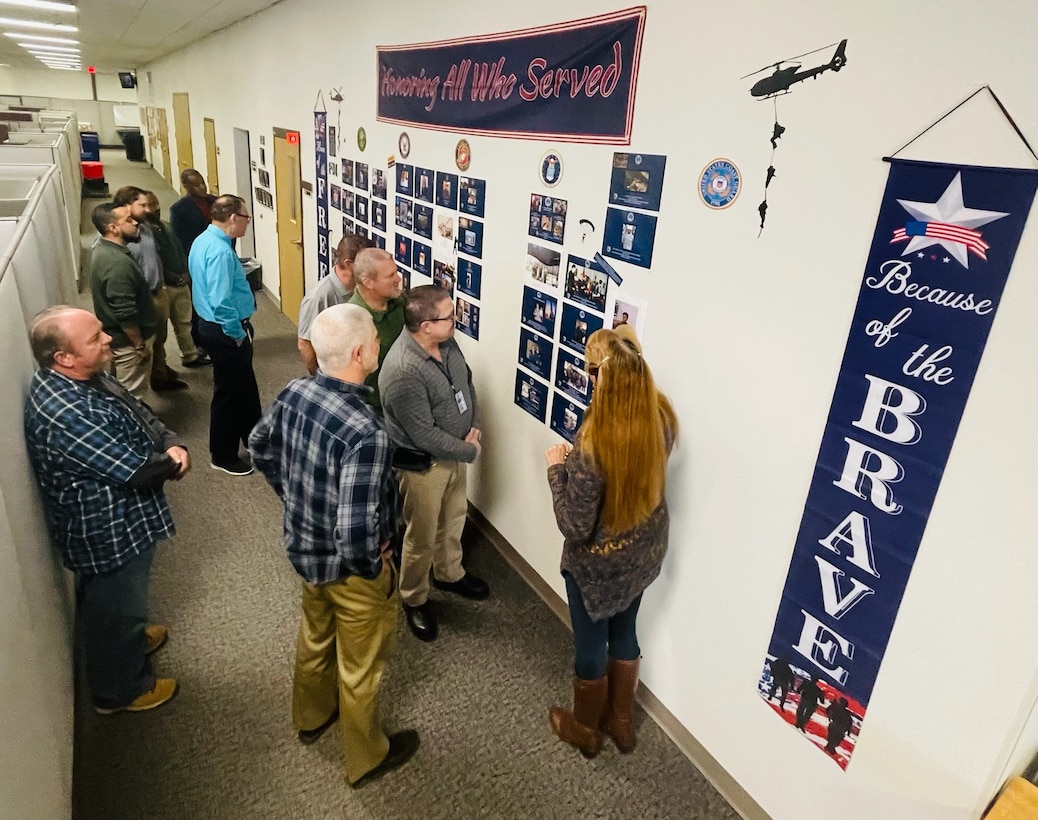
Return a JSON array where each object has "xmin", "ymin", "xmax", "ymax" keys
[
  {"xmin": 151, "ymin": 377, "xmax": 189, "ymax": 391},
  {"xmin": 433, "ymin": 572, "xmax": 490, "ymax": 601},
  {"xmin": 352, "ymin": 730, "xmax": 420, "ymax": 787},
  {"xmin": 298, "ymin": 709, "xmax": 339, "ymax": 744},
  {"xmin": 404, "ymin": 602, "xmax": 437, "ymax": 641},
  {"xmin": 183, "ymin": 352, "xmax": 212, "ymax": 368}
]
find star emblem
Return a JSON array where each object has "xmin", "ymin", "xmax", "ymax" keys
[{"xmin": 895, "ymin": 173, "xmax": 1008, "ymax": 268}]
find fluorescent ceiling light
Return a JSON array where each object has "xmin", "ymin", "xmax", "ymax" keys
[
  {"xmin": 0, "ymin": 16, "xmax": 75, "ymax": 31},
  {"xmin": 5, "ymin": 32, "xmax": 77, "ymax": 43},
  {"xmin": 21, "ymin": 43, "xmax": 79, "ymax": 52},
  {"xmin": 50, "ymin": 66, "xmax": 80, "ymax": 70},
  {"xmin": 0, "ymin": 0, "xmax": 77, "ymax": 13},
  {"xmin": 37, "ymin": 54, "xmax": 78, "ymax": 61}
]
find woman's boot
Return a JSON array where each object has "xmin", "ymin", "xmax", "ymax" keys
[
  {"xmin": 549, "ymin": 675, "xmax": 608, "ymax": 758},
  {"xmin": 601, "ymin": 658, "xmax": 639, "ymax": 753}
]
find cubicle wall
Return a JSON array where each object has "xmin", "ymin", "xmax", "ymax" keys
[{"xmin": 0, "ymin": 162, "xmax": 80, "ymax": 820}]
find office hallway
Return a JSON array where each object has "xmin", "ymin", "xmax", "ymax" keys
[{"xmin": 69, "ymin": 152, "xmax": 741, "ymax": 820}]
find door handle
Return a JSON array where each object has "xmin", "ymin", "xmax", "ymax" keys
[{"xmin": 291, "ymin": 239, "xmax": 302, "ymax": 246}]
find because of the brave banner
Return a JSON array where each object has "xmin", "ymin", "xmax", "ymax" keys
[
  {"xmin": 376, "ymin": 7, "xmax": 645, "ymax": 143},
  {"xmin": 314, "ymin": 111, "xmax": 330, "ymax": 281},
  {"xmin": 757, "ymin": 158, "xmax": 1038, "ymax": 769}
]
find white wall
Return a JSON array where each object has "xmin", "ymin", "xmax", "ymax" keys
[{"xmin": 138, "ymin": 2, "xmax": 1038, "ymax": 819}]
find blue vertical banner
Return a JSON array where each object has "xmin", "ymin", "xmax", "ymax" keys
[
  {"xmin": 758, "ymin": 159, "xmax": 1038, "ymax": 769},
  {"xmin": 314, "ymin": 110, "xmax": 330, "ymax": 281}
]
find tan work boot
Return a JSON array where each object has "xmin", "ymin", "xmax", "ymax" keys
[
  {"xmin": 94, "ymin": 678, "xmax": 179, "ymax": 715},
  {"xmin": 145, "ymin": 624, "xmax": 168, "ymax": 655}
]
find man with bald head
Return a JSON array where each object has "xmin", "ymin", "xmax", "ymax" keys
[
  {"xmin": 190, "ymin": 194, "xmax": 260, "ymax": 476},
  {"xmin": 24, "ymin": 306, "xmax": 189, "ymax": 715}
]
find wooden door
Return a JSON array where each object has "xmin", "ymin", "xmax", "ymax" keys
[
  {"xmin": 171, "ymin": 92, "xmax": 193, "ymax": 181},
  {"xmin": 156, "ymin": 108, "xmax": 172, "ymax": 184},
  {"xmin": 203, "ymin": 117, "xmax": 219, "ymax": 195},
  {"xmin": 273, "ymin": 128, "xmax": 304, "ymax": 323}
]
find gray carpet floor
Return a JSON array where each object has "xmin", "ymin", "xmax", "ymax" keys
[{"xmin": 69, "ymin": 151, "xmax": 741, "ymax": 820}]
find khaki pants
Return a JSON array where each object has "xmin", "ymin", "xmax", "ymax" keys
[
  {"xmin": 151, "ymin": 288, "xmax": 171, "ymax": 384},
  {"xmin": 398, "ymin": 461, "xmax": 468, "ymax": 607},
  {"xmin": 110, "ymin": 338, "xmax": 154, "ymax": 401},
  {"xmin": 292, "ymin": 564, "xmax": 399, "ymax": 784},
  {"xmin": 166, "ymin": 283, "xmax": 198, "ymax": 362}
]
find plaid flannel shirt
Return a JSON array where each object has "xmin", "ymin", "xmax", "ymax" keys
[
  {"xmin": 23, "ymin": 369, "xmax": 176, "ymax": 574},
  {"xmin": 249, "ymin": 373, "xmax": 400, "ymax": 584}
]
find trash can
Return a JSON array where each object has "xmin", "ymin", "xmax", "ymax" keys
[
  {"xmin": 124, "ymin": 132, "xmax": 145, "ymax": 162},
  {"xmin": 240, "ymin": 257, "xmax": 262, "ymax": 292},
  {"xmin": 80, "ymin": 131, "xmax": 100, "ymax": 162}
]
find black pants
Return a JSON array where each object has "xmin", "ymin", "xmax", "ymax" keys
[{"xmin": 198, "ymin": 318, "xmax": 261, "ymax": 463}]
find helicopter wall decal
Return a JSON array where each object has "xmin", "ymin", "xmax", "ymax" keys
[{"xmin": 744, "ymin": 39, "xmax": 848, "ymax": 100}]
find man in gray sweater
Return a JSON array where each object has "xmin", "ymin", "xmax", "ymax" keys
[{"xmin": 379, "ymin": 285, "xmax": 489, "ymax": 641}]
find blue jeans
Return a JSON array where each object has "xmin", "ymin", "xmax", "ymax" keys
[
  {"xmin": 78, "ymin": 545, "xmax": 156, "ymax": 708},
  {"xmin": 564, "ymin": 572, "xmax": 641, "ymax": 681}
]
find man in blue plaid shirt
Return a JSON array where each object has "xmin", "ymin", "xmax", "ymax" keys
[
  {"xmin": 249, "ymin": 303, "xmax": 419, "ymax": 787},
  {"xmin": 24, "ymin": 306, "xmax": 189, "ymax": 715}
]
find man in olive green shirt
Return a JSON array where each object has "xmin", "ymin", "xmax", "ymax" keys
[
  {"xmin": 90, "ymin": 202, "xmax": 157, "ymax": 401},
  {"xmin": 346, "ymin": 248, "xmax": 405, "ymax": 414}
]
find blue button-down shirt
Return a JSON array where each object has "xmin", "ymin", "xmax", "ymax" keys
[
  {"xmin": 248, "ymin": 373, "xmax": 400, "ymax": 584},
  {"xmin": 23, "ymin": 369, "xmax": 176, "ymax": 574},
  {"xmin": 189, "ymin": 224, "xmax": 255, "ymax": 340}
]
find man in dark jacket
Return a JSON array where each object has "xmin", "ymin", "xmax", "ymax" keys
[{"xmin": 169, "ymin": 168, "xmax": 216, "ymax": 352}]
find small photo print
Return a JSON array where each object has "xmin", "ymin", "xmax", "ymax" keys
[
  {"xmin": 343, "ymin": 189, "xmax": 355, "ymax": 217},
  {"xmin": 456, "ymin": 297, "xmax": 480, "ymax": 340},
  {"xmin": 355, "ymin": 162, "xmax": 369, "ymax": 192},
  {"xmin": 343, "ymin": 159, "xmax": 354, "ymax": 187},
  {"xmin": 514, "ymin": 371, "xmax": 548, "ymax": 422},
  {"xmin": 457, "ymin": 258, "xmax": 481, "ymax": 300},
  {"xmin": 518, "ymin": 327, "xmax": 553, "ymax": 380},
  {"xmin": 413, "ymin": 204, "xmax": 433, "ymax": 239},
  {"xmin": 372, "ymin": 201, "xmax": 387, "ymax": 232},
  {"xmin": 395, "ymin": 233, "xmax": 412, "ymax": 267},
  {"xmin": 559, "ymin": 302, "xmax": 604, "ymax": 355},
  {"xmin": 436, "ymin": 171, "xmax": 459, "ymax": 209},
  {"xmin": 550, "ymin": 394, "xmax": 585, "ymax": 442},
  {"xmin": 396, "ymin": 164, "xmax": 413, "ymax": 196},
  {"xmin": 412, "ymin": 241, "xmax": 431, "ymax": 276},
  {"xmin": 459, "ymin": 176, "xmax": 486, "ymax": 217},
  {"xmin": 433, "ymin": 259, "xmax": 455, "ymax": 296},
  {"xmin": 342, "ymin": 216, "xmax": 355, "ymax": 235},
  {"xmin": 609, "ymin": 293, "xmax": 646, "ymax": 339},
  {"xmin": 372, "ymin": 169, "xmax": 388, "ymax": 200},
  {"xmin": 373, "ymin": 232, "xmax": 386, "ymax": 250},
  {"xmin": 564, "ymin": 255, "xmax": 609, "ymax": 312},
  {"xmin": 526, "ymin": 243, "xmax": 561, "ymax": 289},
  {"xmin": 415, "ymin": 167, "xmax": 434, "ymax": 203},
  {"xmin": 398, "ymin": 265, "xmax": 411, "ymax": 291},
  {"xmin": 355, "ymin": 195, "xmax": 369, "ymax": 225},
  {"xmin": 329, "ymin": 127, "xmax": 337, "ymax": 157},
  {"xmin": 434, "ymin": 209, "xmax": 455, "ymax": 258},
  {"xmin": 395, "ymin": 196, "xmax": 414, "ymax": 231},
  {"xmin": 520, "ymin": 286, "xmax": 557, "ymax": 338},
  {"xmin": 457, "ymin": 216, "xmax": 483, "ymax": 258},
  {"xmin": 555, "ymin": 348, "xmax": 591, "ymax": 405},
  {"xmin": 330, "ymin": 184, "xmax": 342, "ymax": 210}
]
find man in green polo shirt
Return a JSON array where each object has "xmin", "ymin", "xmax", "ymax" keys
[
  {"xmin": 90, "ymin": 202, "xmax": 158, "ymax": 401},
  {"xmin": 347, "ymin": 248, "xmax": 405, "ymax": 413}
]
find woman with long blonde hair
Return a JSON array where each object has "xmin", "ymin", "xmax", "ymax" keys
[{"xmin": 545, "ymin": 328, "xmax": 678, "ymax": 758}]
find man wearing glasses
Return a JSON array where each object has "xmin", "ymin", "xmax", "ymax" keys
[
  {"xmin": 189, "ymin": 195, "xmax": 260, "ymax": 476},
  {"xmin": 379, "ymin": 285, "xmax": 489, "ymax": 642}
]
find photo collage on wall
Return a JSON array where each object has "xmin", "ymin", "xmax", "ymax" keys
[
  {"xmin": 515, "ymin": 193, "xmax": 609, "ymax": 442},
  {"xmin": 333, "ymin": 154, "xmax": 387, "ymax": 252},
  {"xmin": 602, "ymin": 152, "xmax": 666, "ymax": 270},
  {"xmin": 394, "ymin": 161, "xmax": 487, "ymax": 340}
]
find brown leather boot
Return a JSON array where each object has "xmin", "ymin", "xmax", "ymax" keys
[
  {"xmin": 549, "ymin": 675, "xmax": 608, "ymax": 758},
  {"xmin": 601, "ymin": 658, "xmax": 639, "ymax": 753}
]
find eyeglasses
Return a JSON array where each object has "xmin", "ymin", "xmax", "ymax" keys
[
  {"xmin": 587, "ymin": 356, "xmax": 610, "ymax": 378},
  {"xmin": 234, "ymin": 212, "xmax": 252, "ymax": 221},
  {"xmin": 427, "ymin": 314, "xmax": 454, "ymax": 323}
]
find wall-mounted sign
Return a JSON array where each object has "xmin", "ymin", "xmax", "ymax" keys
[
  {"xmin": 376, "ymin": 7, "xmax": 646, "ymax": 144},
  {"xmin": 357, "ymin": 127, "xmax": 367, "ymax": 151},
  {"xmin": 699, "ymin": 158, "xmax": 741, "ymax": 209},
  {"xmin": 398, "ymin": 131, "xmax": 411, "ymax": 158},
  {"xmin": 455, "ymin": 139, "xmax": 471, "ymax": 171},
  {"xmin": 540, "ymin": 150, "xmax": 563, "ymax": 187}
]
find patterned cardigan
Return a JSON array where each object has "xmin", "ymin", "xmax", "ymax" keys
[{"xmin": 547, "ymin": 442, "xmax": 669, "ymax": 621}]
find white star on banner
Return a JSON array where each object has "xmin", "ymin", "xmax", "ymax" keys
[{"xmin": 896, "ymin": 172, "xmax": 1008, "ymax": 268}]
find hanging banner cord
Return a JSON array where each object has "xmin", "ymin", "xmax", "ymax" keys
[
  {"xmin": 313, "ymin": 89, "xmax": 326, "ymax": 113},
  {"xmin": 885, "ymin": 85, "xmax": 1038, "ymax": 164}
]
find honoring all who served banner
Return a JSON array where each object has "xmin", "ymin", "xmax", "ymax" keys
[
  {"xmin": 758, "ymin": 158, "xmax": 1037, "ymax": 769},
  {"xmin": 376, "ymin": 7, "xmax": 645, "ymax": 143}
]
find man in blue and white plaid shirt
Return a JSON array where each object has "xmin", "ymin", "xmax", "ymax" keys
[
  {"xmin": 24, "ymin": 306, "xmax": 190, "ymax": 715},
  {"xmin": 249, "ymin": 303, "xmax": 419, "ymax": 787}
]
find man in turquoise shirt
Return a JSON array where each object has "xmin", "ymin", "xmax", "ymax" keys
[{"xmin": 189, "ymin": 195, "xmax": 260, "ymax": 476}]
